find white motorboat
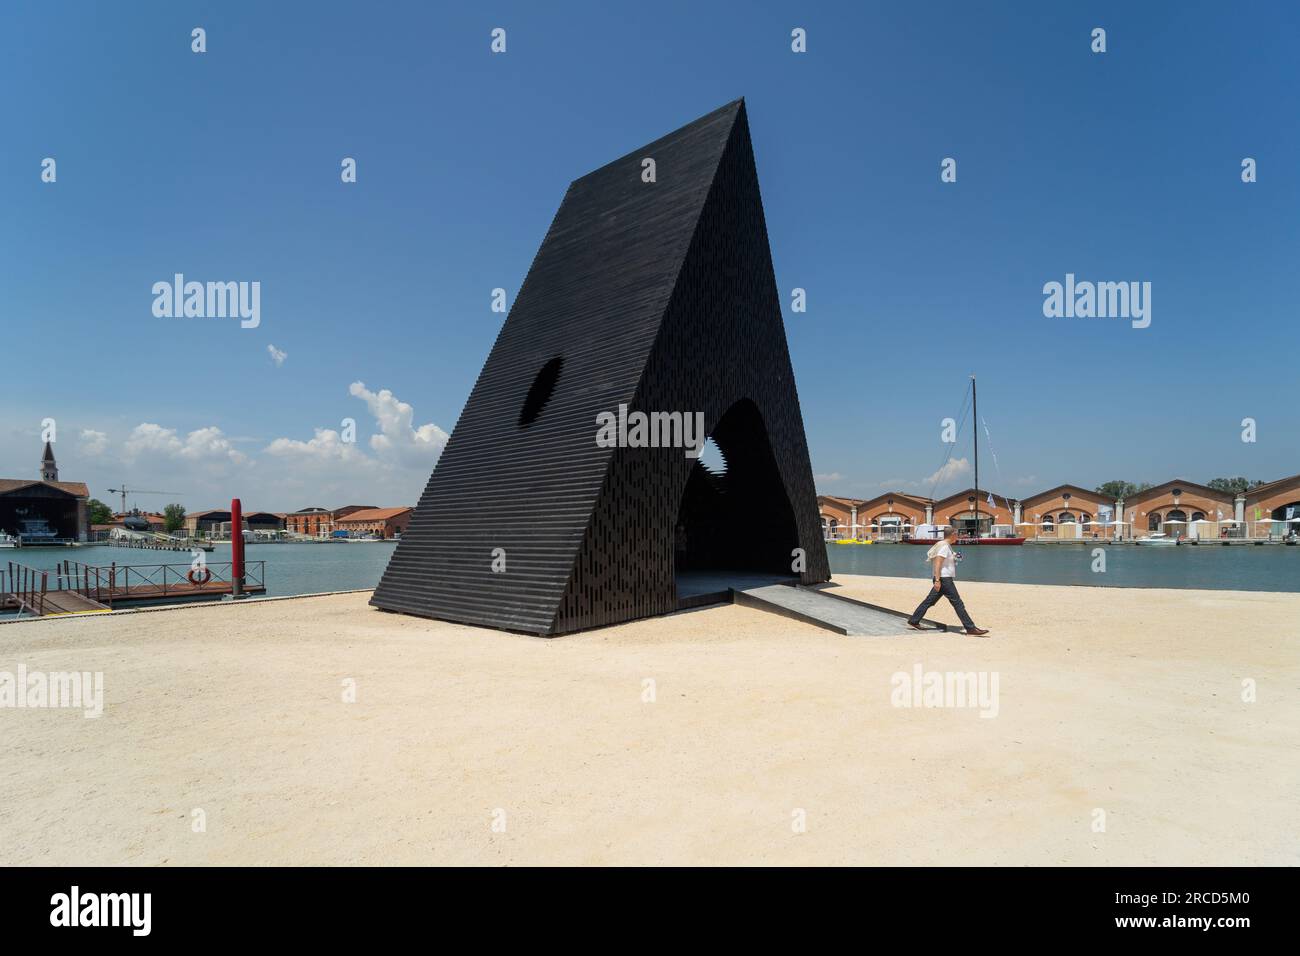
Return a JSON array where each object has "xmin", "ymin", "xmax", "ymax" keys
[
  {"xmin": 0, "ymin": 532, "xmax": 18, "ymax": 549},
  {"xmin": 17, "ymin": 517, "xmax": 58, "ymax": 545},
  {"xmin": 1134, "ymin": 532, "xmax": 1178, "ymax": 546}
]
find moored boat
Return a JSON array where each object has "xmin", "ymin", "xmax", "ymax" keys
[
  {"xmin": 903, "ymin": 533, "xmax": 1026, "ymax": 545},
  {"xmin": 1134, "ymin": 532, "xmax": 1179, "ymax": 546},
  {"xmin": 17, "ymin": 516, "xmax": 58, "ymax": 545}
]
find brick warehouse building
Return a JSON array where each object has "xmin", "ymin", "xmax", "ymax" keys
[
  {"xmin": 819, "ymin": 471, "xmax": 1300, "ymax": 541},
  {"xmin": 333, "ymin": 507, "xmax": 413, "ymax": 539},
  {"xmin": 284, "ymin": 505, "xmax": 377, "ymax": 538}
]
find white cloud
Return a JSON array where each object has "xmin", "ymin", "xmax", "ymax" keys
[
  {"xmin": 78, "ymin": 429, "xmax": 109, "ymax": 457},
  {"xmin": 124, "ymin": 423, "xmax": 248, "ymax": 465},
  {"xmin": 921, "ymin": 456, "xmax": 971, "ymax": 488},
  {"xmin": 267, "ymin": 344, "xmax": 287, "ymax": 367},
  {"xmin": 264, "ymin": 427, "xmax": 376, "ymax": 468},
  {"xmin": 8, "ymin": 383, "xmax": 448, "ymax": 511},
  {"xmin": 258, "ymin": 383, "xmax": 448, "ymax": 506},
  {"xmin": 348, "ymin": 381, "xmax": 448, "ymax": 464},
  {"xmin": 815, "ymin": 472, "xmax": 844, "ymax": 482}
]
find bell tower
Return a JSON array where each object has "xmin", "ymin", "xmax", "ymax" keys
[{"xmin": 40, "ymin": 441, "xmax": 58, "ymax": 482}]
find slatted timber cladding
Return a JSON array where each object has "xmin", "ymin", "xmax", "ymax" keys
[{"xmin": 371, "ymin": 99, "xmax": 829, "ymax": 634}]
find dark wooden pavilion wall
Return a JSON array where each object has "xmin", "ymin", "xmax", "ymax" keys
[{"xmin": 372, "ymin": 100, "xmax": 828, "ymax": 635}]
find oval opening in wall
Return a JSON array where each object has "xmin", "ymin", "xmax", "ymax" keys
[{"xmin": 519, "ymin": 356, "xmax": 563, "ymax": 427}]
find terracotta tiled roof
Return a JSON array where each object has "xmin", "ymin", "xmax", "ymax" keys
[
  {"xmin": 1243, "ymin": 473, "xmax": 1300, "ymax": 496},
  {"xmin": 856, "ymin": 491, "xmax": 934, "ymax": 510},
  {"xmin": 1019, "ymin": 484, "xmax": 1112, "ymax": 505},
  {"xmin": 932, "ymin": 487, "xmax": 1012, "ymax": 508},
  {"xmin": 819, "ymin": 492, "xmax": 936, "ymax": 508},
  {"xmin": 335, "ymin": 507, "xmax": 412, "ymax": 522},
  {"xmin": 1122, "ymin": 479, "xmax": 1233, "ymax": 503},
  {"xmin": 0, "ymin": 478, "xmax": 90, "ymax": 497}
]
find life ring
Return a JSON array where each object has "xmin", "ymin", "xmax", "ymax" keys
[{"xmin": 187, "ymin": 567, "xmax": 212, "ymax": 586}]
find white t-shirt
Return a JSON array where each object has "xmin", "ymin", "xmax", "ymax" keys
[{"xmin": 925, "ymin": 541, "xmax": 956, "ymax": 578}]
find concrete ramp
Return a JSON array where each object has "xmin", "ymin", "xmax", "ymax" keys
[{"xmin": 734, "ymin": 584, "xmax": 948, "ymax": 636}]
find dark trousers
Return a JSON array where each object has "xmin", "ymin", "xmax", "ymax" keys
[{"xmin": 908, "ymin": 577, "xmax": 976, "ymax": 629}]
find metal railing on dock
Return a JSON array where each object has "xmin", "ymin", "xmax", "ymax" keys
[
  {"xmin": 3, "ymin": 561, "xmax": 110, "ymax": 616},
  {"xmin": 3, "ymin": 559, "xmax": 266, "ymax": 617},
  {"xmin": 60, "ymin": 559, "xmax": 265, "ymax": 603}
]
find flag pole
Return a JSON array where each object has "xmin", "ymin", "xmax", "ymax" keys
[{"xmin": 971, "ymin": 374, "xmax": 979, "ymax": 540}]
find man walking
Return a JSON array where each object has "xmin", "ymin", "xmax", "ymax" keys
[{"xmin": 907, "ymin": 526, "xmax": 990, "ymax": 636}]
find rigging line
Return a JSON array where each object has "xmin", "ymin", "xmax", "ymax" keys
[
  {"xmin": 979, "ymin": 414, "xmax": 1015, "ymax": 514},
  {"xmin": 927, "ymin": 384, "xmax": 972, "ymax": 503},
  {"xmin": 929, "ymin": 391, "xmax": 969, "ymax": 494}
]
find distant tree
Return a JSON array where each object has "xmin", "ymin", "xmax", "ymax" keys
[
  {"xmin": 163, "ymin": 503, "xmax": 187, "ymax": 533},
  {"xmin": 87, "ymin": 498, "xmax": 113, "ymax": 525},
  {"xmin": 1207, "ymin": 477, "xmax": 1265, "ymax": 495},
  {"xmin": 1095, "ymin": 480, "xmax": 1151, "ymax": 500}
]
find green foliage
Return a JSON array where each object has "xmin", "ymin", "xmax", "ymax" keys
[
  {"xmin": 163, "ymin": 503, "xmax": 187, "ymax": 533},
  {"xmin": 87, "ymin": 498, "xmax": 113, "ymax": 525},
  {"xmin": 1206, "ymin": 477, "xmax": 1265, "ymax": 495},
  {"xmin": 1094, "ymin": 480, "xmax": 1152, "ymax": 500}
]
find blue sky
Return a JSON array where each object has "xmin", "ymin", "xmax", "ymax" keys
[{"xmin": 3, "ymin": 1, "xmax": 1297, "ymax": 511}]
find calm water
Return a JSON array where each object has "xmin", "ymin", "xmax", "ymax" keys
[
  {"xmin": 4, "ymin": 539, "xmax": 1297, "ymax": 621},
  {"xmin": 2, "ymin": 541, "xmax": 398, "ymax": 617},
  {"xmin": 828, "ymin": 542, "xmax": 1300, "ymax": 592}
]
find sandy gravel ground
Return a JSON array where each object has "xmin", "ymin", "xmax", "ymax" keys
[{"xmin": 1, "ymin": 575, "xmax": 1297, "ymax": 866}]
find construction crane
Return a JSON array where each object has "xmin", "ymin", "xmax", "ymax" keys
[{"xmin": 107, "ymin": 486, "xmax": 185, "ymax": 514}]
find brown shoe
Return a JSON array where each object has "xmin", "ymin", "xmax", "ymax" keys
[
  {"xmin": 906, "ymin": 622, "xmax": 924, "ymax": 631},
  {"xmin": 965, "ymin": 627, "xmax": 990, "ymax": 637}
]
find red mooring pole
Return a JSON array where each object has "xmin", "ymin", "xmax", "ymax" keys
[{"xmin": 230, "ymin": 497, "xmax": 245, "ymax": 597}]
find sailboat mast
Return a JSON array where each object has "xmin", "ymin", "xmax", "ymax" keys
[{"xmin": 971, "ymin": 375, "xmax": 979, "ymax": 540}]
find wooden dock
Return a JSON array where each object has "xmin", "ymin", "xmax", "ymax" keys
[
  {"xmin": 3, "ymin": 559, "xmax": 265, "ymax": 618},
  {"xmin": 106, "ymin": 533, "xmax": 216, "ymax": 552},
  {"xmin": 2, "ymin": 588, "xmax": 108, "ymax": 616}
]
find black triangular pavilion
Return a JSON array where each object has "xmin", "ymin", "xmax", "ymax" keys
[{"xmin": 372, "ymin": 100, "xmax": 830, "ymax": 634}]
